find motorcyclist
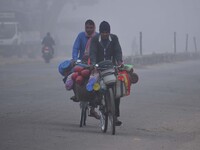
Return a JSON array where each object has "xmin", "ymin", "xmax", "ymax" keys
[
  {"xmin": 42, "ymin": 32, "xmax": 55, "ymax": 55},
  {"xmin": 71, "ymin": 19, "xmax": 99, "ymax": 119},
  {"xmin": 89, "ymin": 21, "xmax": 123, "ymax": 126}
]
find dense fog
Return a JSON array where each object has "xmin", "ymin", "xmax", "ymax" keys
[
  {"xmin": 58, "ymin": 0, "xmax": 200, "ymax": 55},
  {"xmin": 0, "ymin": 0, "xmax": 199, "ymax": 56}
]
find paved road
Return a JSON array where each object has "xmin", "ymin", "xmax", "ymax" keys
[{"xmin": 0, "ymin": 58, "xmax": 200, "ymax": 150}]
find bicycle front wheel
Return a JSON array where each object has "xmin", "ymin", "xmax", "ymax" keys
[
  {"xmin": 106, "ymin": 87, "xmax": 116, "ymax": 135},
  {"xmin": 99, "ymin": 94, "xmax": 108, "ymax": 133}
]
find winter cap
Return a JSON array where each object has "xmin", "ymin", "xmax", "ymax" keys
[{"xmin": 99, "ymin": 21, "xmax": 110, "ymax": 33}]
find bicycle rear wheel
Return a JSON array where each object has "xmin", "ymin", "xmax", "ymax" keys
[
  {"xmin": 106, "ymin": 87, "xmax": 116, "ymax": 135},
  {"xmin": 80, "ymin": 102, "xmax": 88, "ymax": 127}
]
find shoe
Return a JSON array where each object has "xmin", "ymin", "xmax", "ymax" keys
[
  {"xmin": 115, "ymin": 118, "xmax": 122, "ymax": 126},
  {"xmin": 89, "ymin": 108, "xmax": 100, "ymax": 120},
  {"xmin": 70, "ymin": 96, "xmax": 79, "ymax": 102}
]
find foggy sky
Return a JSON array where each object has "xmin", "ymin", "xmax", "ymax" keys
[{"xmin": 58, "ymin": 0, "xmax": 200, "ymax": 55}]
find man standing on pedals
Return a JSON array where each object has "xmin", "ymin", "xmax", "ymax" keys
[
  {"xmin": 89, "ymin": 21, "xmax": 123, "ymax": 126},
  {"xmin": 71, "ymin": 19, "xmax": 100, "ymax": 119}
]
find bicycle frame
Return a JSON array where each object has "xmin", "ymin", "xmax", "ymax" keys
[{"xmin": 77, "ymin": 60, "xmax": 119, "ymax": 135}]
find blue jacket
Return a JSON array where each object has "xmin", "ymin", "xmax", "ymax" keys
[{"xmin": 72, "ymin": 32, "xmax": 97, "ymax": 60}]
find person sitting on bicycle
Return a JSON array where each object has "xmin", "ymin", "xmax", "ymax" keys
[
  {"xmin": 89, "ymin": 21, "xmax": 123, "ymax": 126},
  {"xmin": 71, "ymin": 19, "xmax": 100, "ymax": 119}
]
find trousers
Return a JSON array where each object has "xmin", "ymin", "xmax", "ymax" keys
[{"xmin": 115, "ymin": 98, "xmax": 120, "ymax": 117}]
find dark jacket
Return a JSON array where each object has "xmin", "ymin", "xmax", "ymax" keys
[
  {"xmin": 42, "ymin": 36, "xmax": 55, "ymax": 47},
  {"xmin": 89, "ymin": 34, "xmax": 123, "ymax": 65}
]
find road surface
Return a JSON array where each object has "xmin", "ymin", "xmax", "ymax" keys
[{"xmin": 0, "ymin": 58, "xmax": 200, "ymax": 150}]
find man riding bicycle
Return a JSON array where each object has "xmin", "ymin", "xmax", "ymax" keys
[
  {"xmin": 89, "ymin": 21, "xmax": 123, "ymax": 126},
  {"xmin": 71, "ymin": 19, "xmax": 99, "ymax": 119}
]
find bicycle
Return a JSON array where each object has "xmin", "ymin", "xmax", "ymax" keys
[
  {"xmin": 75, "ymin": 60, "xmax": 118, "ymax": 135},
  {"xmin": 97, "ymin": 60, "xmax": 117, "ymax": 135}
]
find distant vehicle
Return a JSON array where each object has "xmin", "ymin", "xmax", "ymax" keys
[
  {"xmin": 0, "ymin": 12, "xmax": 21, "ymax": 56},
  {"xmin": 0, "ymin": 11, "xmax": 40, "ymax": 57},
  {"xmin": 42, "ymin": 46, "xmax": 53, "ymax": 63}
]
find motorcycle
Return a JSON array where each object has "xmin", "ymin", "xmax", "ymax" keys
[{"xmin": 42, "ymin": 46, "xmax": 53, "ymax": 63}]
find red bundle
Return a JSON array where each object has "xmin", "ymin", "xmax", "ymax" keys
[{"xmin": 71, "ymin": 66, "xmax": 91, "ymax": 85}]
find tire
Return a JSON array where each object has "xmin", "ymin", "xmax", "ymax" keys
[
  {"xmin": 99, "ymin": 95, "xmax": 108, "ymax": 133},
  {"xmin": 106, "ymin": 88, "xmax": 116, "ymax": 135},
  {"xmin": 80, "ymin": 102, "xmax": 88, "ymax": 127},
  {"xmin": 45, "ymin": 58, "xmax": 50, "ymax": 63},
  {"xmin": 83, "ymin": 107, "xmax": 87, "ymax": 126},
  {"xmin": 130, "ymin": 72, "xmax": 139, "ymax": 84}
]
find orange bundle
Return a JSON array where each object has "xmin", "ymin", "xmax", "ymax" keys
[{"xmin": 117, "ymin": 71, "xmax": 131, "ymax": 97}]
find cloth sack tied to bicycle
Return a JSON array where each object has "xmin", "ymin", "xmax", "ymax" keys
[
  {"xmin": 116, "ymin": 64, "xmax": 139, "ymax": 98},
  {"xmin": 58, "ymin": 59, "xmax": 75, "ymax": 77}
]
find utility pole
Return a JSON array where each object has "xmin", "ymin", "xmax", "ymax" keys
[
  {"xmin": 193, "ymin": 37, "xmax": 197, "ymax": 52},
  {"xmin": 185, "ymin": 34, "xmax": 188, "ymax": 52},
  {"xmin": 174, "ymin": 32, "xmax": 176, "ymax": 54},
  {"xmin": 140, "ymin": 32, "xmax": 143, "ymax": 55}
]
